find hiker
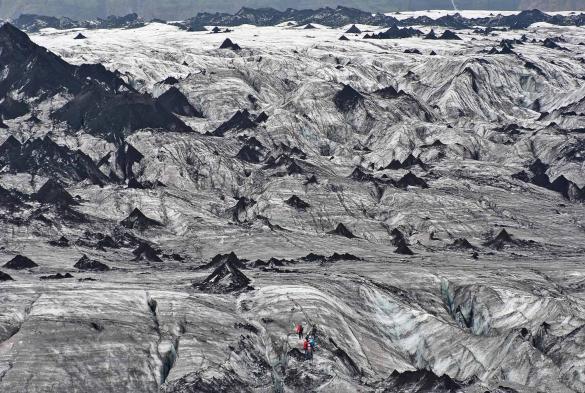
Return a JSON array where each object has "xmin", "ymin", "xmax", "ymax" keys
[
  {"xmin": 309, "ymin": 335, "xmax": 317, "ymax": 352},
  {"xmin": 295, "ymin": 323, "xmax": 304, "ymax": 339},
  {"xmin": 309, "ymin": 324, "xmax": 318, "ymax": 337},
  {"xmin": 303, "ymin": 337, "xmax": 311, "ymax": 359}
]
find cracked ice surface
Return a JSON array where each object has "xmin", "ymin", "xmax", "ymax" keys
[{"xmin": 1, "ymin": 13, "xmax": 585, "ymax": 393}]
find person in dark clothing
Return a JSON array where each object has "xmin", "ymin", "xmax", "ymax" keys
[{"xmin": 309, "ymin": 324, "xmax": 317, "ymax": 337}]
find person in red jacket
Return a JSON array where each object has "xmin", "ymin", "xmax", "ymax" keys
[
  {"xmin": 303, "ymin": 337, "xmax": 311, "ymax": 359},
  {"xmin": 295, "ymin": 323, "xmax": 304, "ymax": 339}
]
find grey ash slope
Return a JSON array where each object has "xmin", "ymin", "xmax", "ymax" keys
[{"xmin": 1, "ymin": 13, "xmax": 585, "ymax": 393}]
